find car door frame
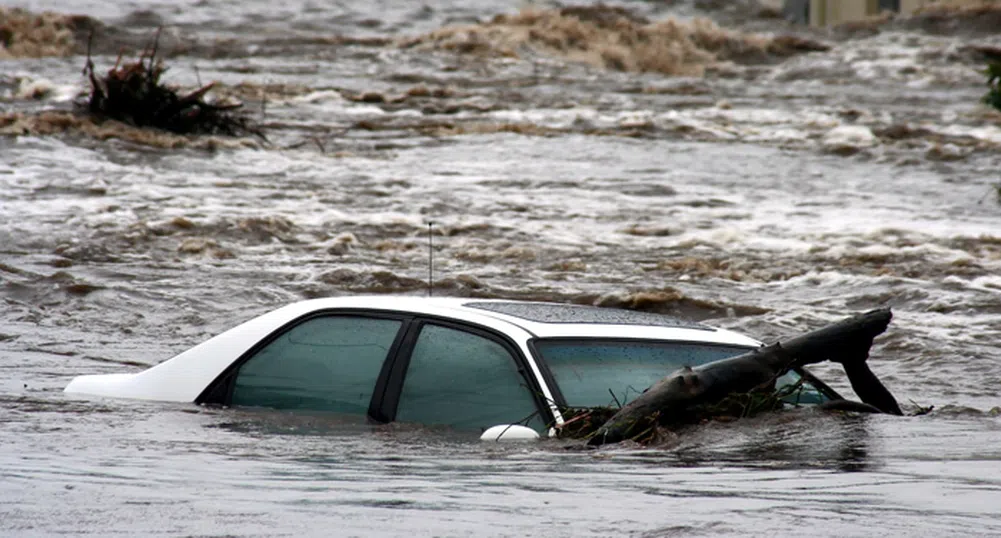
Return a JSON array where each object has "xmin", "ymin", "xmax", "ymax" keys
[{"xmin": 372, "ymin": 316, "xmax": 556, "ymax": 429}]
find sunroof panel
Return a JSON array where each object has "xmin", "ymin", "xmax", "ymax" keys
[{"xmin": 464, "ymin": 301, "xmax": 710, "ymax": 330}]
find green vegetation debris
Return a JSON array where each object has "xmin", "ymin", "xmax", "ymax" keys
[{"xmin": 984, "ymin": 61, "xmax": 1001, "ymax": 112}]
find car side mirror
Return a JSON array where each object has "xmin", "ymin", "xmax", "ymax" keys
[{"xmin": 480, "ymin": 424, "xmax": 540, "ymax": 442}]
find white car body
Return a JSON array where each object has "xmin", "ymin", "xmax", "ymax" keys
[{"xmin": 65, "ymin": 296, "xmax": 766, "ymax": 430}]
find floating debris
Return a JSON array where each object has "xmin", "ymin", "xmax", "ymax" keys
[
  {"xmin": 576, "ymin": 309, "xmax": 902, "ymax": 447},
  {"xmin": 81, "ymin": 30, "xmax": 264, "ymax": 138}
]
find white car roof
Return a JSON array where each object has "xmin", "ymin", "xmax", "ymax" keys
[{"xmin": 292, "ymin": 295, "xmax": 761, "ymax": 347}]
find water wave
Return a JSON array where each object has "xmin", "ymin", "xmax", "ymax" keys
[{"xmin": 402, "ymin": 6, "xmax": 828, "ymax": 76}]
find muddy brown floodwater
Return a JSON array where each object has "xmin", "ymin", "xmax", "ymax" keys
[{"xmin": 2, "ymin": 0, "xmax": 1001, "ymax": 536}]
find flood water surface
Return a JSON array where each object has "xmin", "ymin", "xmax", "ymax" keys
[
  {"xmin": 3, "ymin": 398, "xmax": 1000, "ymax": 536},
  {"xmin": 2, "ymin": 0, "xmax": 1001, "ymax": 535}
]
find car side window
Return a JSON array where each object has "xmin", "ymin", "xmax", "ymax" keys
[
  {"xmin": 230, "ymin": 316, "xmax": 402, "ymax": 414},
  {"xmin": 395, "ymin": 324, "xmax": 543, "ymax": 432}
]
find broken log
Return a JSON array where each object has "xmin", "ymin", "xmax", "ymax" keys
[
  {"xmin": 587, "ymin": 308, "xmax": 897, "ymax": 446},
  {"xmin": 840, "ymin": 360, "xmax": 902, "ymax": 416}
]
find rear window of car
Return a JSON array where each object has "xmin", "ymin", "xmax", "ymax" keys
[{"xmin": 533, "ymin": 340, "xmax": 755, "ymax": 408}]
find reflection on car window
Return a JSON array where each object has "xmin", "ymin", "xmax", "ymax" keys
[
  {"xmin": 231, "ymin": 316, "xmax": 402, "ymax": 413},
  {"xmin": 395, "ymin": 324, "xmax": 543, "ymax": 432},
  {"xmin": 535, "ymin": 340, "xmax": 757, "ymax": 408}
]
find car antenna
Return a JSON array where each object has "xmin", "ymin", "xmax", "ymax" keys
[{"xmin": 427, "ymin": 221, "xmax": 434, "ymax": 297}]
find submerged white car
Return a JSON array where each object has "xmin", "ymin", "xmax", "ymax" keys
[{"xmin": 65, "ymin": 296, "xmax": 838, "ymax": 437}]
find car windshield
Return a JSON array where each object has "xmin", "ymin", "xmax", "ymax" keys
[{"xmin": 533, "ymin": 339, "xmax": 828, "ymax": 408}]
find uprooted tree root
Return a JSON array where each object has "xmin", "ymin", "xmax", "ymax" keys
[
  {"xmin": 81, "ymin": 31, "xmax": 263, "ymax": 139},
  {"xmin": 556, "ymin": 378, "xmax": 804, "ymax": 446}
]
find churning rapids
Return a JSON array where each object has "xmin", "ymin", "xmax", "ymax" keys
[{"xmin": 2, "ymin": 0, "xmax": 1001, "ymax": 536}]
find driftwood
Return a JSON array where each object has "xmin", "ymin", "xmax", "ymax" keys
[
  {"xmin": 587, "ymin": 308, "xmax": 899, "ymax": 446},
  {"xmin": 81, "ymin": 30, "xmax": 263, "ymax": 138}
]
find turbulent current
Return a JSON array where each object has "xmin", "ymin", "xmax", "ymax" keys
[{"xmin": 2, "ymin": 0, "xmax": 1000, "ymax": 536}]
